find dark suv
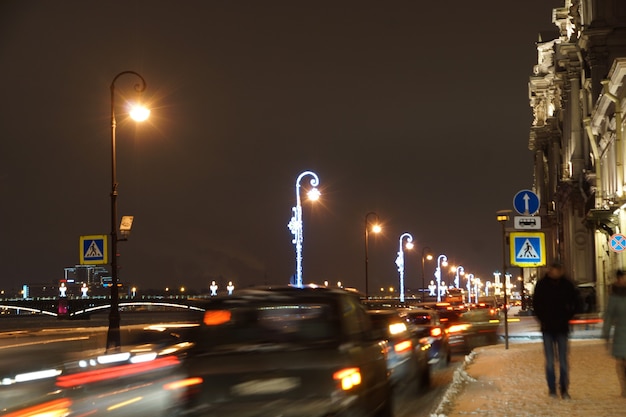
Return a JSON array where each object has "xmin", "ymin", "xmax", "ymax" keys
[{"xmin": 171, "ymin": 286, "xmax": 394, "ymax": 417}]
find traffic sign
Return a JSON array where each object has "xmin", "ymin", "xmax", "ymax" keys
[
  {"xmin": 610, "ymin": 234, "xmax": 626, "ymax": 253},
  {"xmin": 514, "ymin": 216, "xmax": 541, "ymax": 230},
  {"xmin": 513, "ymin": 189, "xmax": 540, "ymax": 215},
  {"xmin": 510, "ymin": 232, "xmax": 546, "ymax": 267},
  {"xmin": 80, "ymin": 235, "xmax": 108, "ymax": 265}
]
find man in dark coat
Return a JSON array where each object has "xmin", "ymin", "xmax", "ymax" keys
[{"xmin": 532, "ymin": 262, "xmax": 580, "ymax": 399}]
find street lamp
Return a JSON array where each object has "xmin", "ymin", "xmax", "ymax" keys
[
  {"xmin": 454, "ymin": 265, "xmax": 465, "ymax": 289},
  {"xmin": 466, "ymin": 273, "xmax": 474, "ymax": 303},
  {"xmin": 288, "ymin": 170, "xmax": 320, "ymax": 288},
  {"xmin": 421, "ymin": 247, "xmax": 433, "ymax": 299},
  {"xmin": 395, "ymin": 233, "xmax": 414, "ymax": 303},
  {"xmin": 497, "ymin": 209, "xmax": 512, "ymax": 349},
  {"xmin": 364, "ymin": 212, "xmax": 382, "ymax": 299},
  {"xmin": 434, "ymin": 254, "xmax": 448, "ymax": 302},
  {"xmin": 106, "ymin": 71, "xmax": 149, "ymax": 352}
]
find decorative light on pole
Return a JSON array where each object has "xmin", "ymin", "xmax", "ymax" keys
[
  {"xmin": 466, "ymin": 273, "xmax": 474, "ymax": 303},
  {"xmin": 288, "ymin": 170, "xmax": 320, "ymax": 288},
  {"xmin": 106, "ymin": 71, "xmax": 149, "ymax": 353},
  {"xmin": 421, "ymin": 247, "xmax": 433, "ymax": 299},
  {"xmin": 364, "ymin": 212, "xmax": 382, "ymax": 299},
  {"xmin": 434, "ymin": 254, "xmax": 448, "ymax": 302},
  {"xmin": 454, "ymin": 265, "xmax": 464, "ymax": 289},
  {"xmin": 497, "ymin": 209, "xmax": 512, "ymax": 349},
  {"xmin": 395, "ymin": 233, "xmax": 414, "ymax": 303}
]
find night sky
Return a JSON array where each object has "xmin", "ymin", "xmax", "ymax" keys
[{"xmin": 0, "ymin": 0, "xmax": 564, "ymax": 295}]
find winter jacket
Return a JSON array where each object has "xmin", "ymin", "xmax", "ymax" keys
[
  {"xmin": 602, "ymin": 284, "xmax": 626, "ymax": 359},
  {"xmin": 533, "ymin": 274, "xmax": 579, "ymax": 334}
]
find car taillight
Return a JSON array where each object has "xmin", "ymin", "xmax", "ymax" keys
[
  {"xmin": 394, "ymin": 340, "xmax": 413, "ymax": 353},
  {"xmin": 430, "ymin": 327, "xmax": 443, "ymax": 337},
  {"xmin": 3, "ymin": 398, "xmax": 72, "ymax": 417},
  {"xmin": 333, "ymin": 367, "xmax": 362, "ymax": 390}
]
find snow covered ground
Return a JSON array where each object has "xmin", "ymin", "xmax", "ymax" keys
[{"xmin": 431, "ymin": 339, "xmax": 624, "ymax": 417}]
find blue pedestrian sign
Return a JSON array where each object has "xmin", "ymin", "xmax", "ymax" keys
[
  {"xmin": 610, "ymin": 234, "xmax": 626, "ymax": 253},
  {"xmin": 513, "ymin": 189, "xmax": 540, "ymax": 215},
  {"xmin": 79, "ymin": 235, "xmax": 108, "ymax": 265},
  {"xmin": 510, "ymin": 232, "xmax": 546, "ymax": 267}
]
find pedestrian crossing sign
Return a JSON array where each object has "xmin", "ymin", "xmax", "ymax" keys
[
  {"xmin": 510, "ymin": 232, "xmax": 546, "ymax": 267},
  {"xmin": 80, "ymin": 235, "xmax": 108, "ymax": 265}
]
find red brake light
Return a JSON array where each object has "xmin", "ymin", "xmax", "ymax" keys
[
  {"xmin": 430, "ymin": 327, "xmax": 443, "ymax": 337},
  {"xmin": 394, "ymin": 340, "xmax": 412, "ymax": 353}
]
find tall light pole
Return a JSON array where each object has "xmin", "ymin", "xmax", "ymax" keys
[
  {"xmin": 107, "ymin": 71, "xmax": 149, "ymax": 352},
  {"xmin": 421, "ymin": 247, "xmax": 433, "ymax": 300},
  {"xmin": 395, "ymin": 233, "xmax": 414, "ymax": 303},
  {"xmin": 497, "ymin": 209, "xmax": 512, "ymax": 349},
  {"xmin": 434, "ymin": 254, "xmax": 448, "ymax": 302},
  {"xmin": 466, "ymin": 273, "xmax": 474, "ymax": 303},
  {"xmin": 454, "ymin": 265, "xmax": 465, "ymax": 290},
  {"xmin": 288, "ymin": 171, "xmax": 320, "ymax": 288},
  {"xmin": 364, "ymin": 212, "xmax": 381, "ymax": 299}
]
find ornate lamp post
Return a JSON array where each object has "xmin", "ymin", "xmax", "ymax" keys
[
  {"xmin": 288, "ymin": 171, "xmax": 320, "ymax": 288},
  {"xmin": 364, "ymin": 212, "xmax": 381, "ymax": 299},
  {"xmin": 454, "ymin": 265, "xmax": 465, "ymax": 289},
  {"xmin": 106, "ymin": 71, "xmax": 149, "ymax": 352},
  {"xmin": 421, "ymin": 247, "xmax": 433, "ymax": 299},
  {"xmin": 497, "ymin": 209, "xmax": 512, "ymax": 349},
  {"xmin": 466, "ymin": 273, "xmax": 474, "ymax": 303},
  {"xmin": 434, "ymin": 254, "xmax": 448, "ymax": 302},
  {"xmin": 395, "ymin": 233, "xmax": 414, "ymax": 303}
]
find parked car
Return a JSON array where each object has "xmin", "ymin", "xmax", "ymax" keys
[
  {"xmin": 399, "ymin": 308, "xmax": 451, "ymax": 369},
  {"xmin": 171, "ymin": 286, "xmax": 394, "ymax": 417},
  {"xmin": 366, "ymin": 309, "xmax": 430, "ymax": 395}
]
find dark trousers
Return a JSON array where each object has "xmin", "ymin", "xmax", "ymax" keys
[{"xmin": 542, "ymin": 331, "xmax": 569, "ymax": 394}]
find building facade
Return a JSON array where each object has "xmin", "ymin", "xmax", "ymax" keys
[{"xmin": 528, "ymin": 0, "xmax": 626, "ymax": 311}]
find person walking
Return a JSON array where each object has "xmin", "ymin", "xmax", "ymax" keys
[
  {"xmin": 602, "ymin": 269, "xmax": 626, "ymax": 398},
  {"xmin": 532, "ymin": 262, "xmax": 580, "ymax": 399}
]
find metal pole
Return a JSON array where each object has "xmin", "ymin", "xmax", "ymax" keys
[
  {"xmin": 288, "ymin": 171, "xmax": 320, "ymax": 288},
  {"xmin": 421, "ymin": 247, "xmax": 431, "ymax": 301},
  {"xmin": 364, "ymin": 212, "xmax": 379, "ymax": 299},
  {"xmin": 106, "ymin": 71, "xmax": 146, "ymax": 352},
  {"xmin": 501, "ymin": 218, "xmax": 510, "ymax": 349},
  {"xmin": 395, "ymin": 233, "xmax": 413, "ymax": 303}
]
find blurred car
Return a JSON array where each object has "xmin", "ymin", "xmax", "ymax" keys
[
  {"xmin": 367, "ymin": 309, "xmax": 430, "ymax": 395},
  {"xmin": 169, "ymin": 286, "xmax": 394, "ymax": 417},
  {"xmin": 436, "ymin": 307, "xmax": 500, "ymax": 354},
  {"xmin": 399, "ymin": 308, "xmax": 450, "ymax": 369},
  {"xmin": 1, "ymin": 337, "xmax": 192, "ymax": 417}
]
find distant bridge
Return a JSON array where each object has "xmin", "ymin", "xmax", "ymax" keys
[{"xmin": 0, "ymin": 296, "xmax": 210, "ymax": 319}]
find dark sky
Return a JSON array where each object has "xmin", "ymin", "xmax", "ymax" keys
[{"xmin": 0, "ymin": 0, "xmax": 564, "ymax": 295}]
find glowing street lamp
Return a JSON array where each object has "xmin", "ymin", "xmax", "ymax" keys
[
  {"xmin": 434, "ymin": 254, "xmax": 448, "ymax": 302},
  {"xmin": 364, "ymin": 212, "xmax": 382, "ymax": 298},
  {"xmin": 106, "ymin": 71, "xmax": 149, "ymax": 353},
  {"xmin": 454, "ymin": 265, "xmax": 465, "ymax": 289},
  {"xmin": 395, "ymin": 233, "xmax": 414, "ymax": 303},
  {"xmin": 288, "ymin": 170, "xmax": 320, "ymax": 288}
]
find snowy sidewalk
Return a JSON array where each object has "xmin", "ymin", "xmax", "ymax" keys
[{"xmin": 432, "ymin": 339, "xmax": 625, "ymax": 417}]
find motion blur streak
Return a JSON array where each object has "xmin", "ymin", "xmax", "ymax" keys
[
  {"xmin": 2, "ymin": 398, "xmax": 71, "ymax": 417},
  {"xmin": 163, "ymin": 376, "xmax": 203, "ymax": 391},
  {"xmin": 55, "ymin": 355, "xmax": 180, "ymax": 388},
  {"xmin": 106, "ymin": 396, "xmax": 143, "ymax": 411}
]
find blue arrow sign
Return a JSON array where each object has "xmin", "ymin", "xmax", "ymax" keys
[{"xmin": 513, "ymin": 190, "xmax": 540, "ymax": 215}]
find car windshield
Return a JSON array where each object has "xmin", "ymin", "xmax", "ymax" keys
[{"xmin": 195, "ymin": 302, "xmax": 339, "ymax": 349}]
